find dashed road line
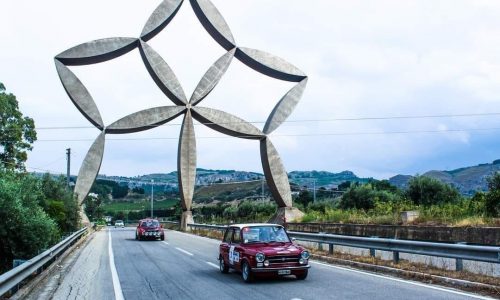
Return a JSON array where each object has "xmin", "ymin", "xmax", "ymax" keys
[
  {"xmin": 161, "ymin": 241, "xmax": 169, "ymax": 245},
  {"xmin": 108, "ymin": 230, "xmax": 124, "ymax": 300},
  {"xmin": 310, "ymin": 261, "xmax": 493, "ymax": 300},
  {"xmin": 206, "ymin": 262, "xmax": 219, "ymax": 269},
  {"xmin": 175, "ymin": 247, "xmax": 194, "ymax": 256}
]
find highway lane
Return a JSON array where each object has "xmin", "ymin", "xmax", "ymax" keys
[{"xmin": 107, "ymin": 228, "xmax": 490, "ymax": 300}]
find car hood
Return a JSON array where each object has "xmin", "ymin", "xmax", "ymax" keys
[{"xmin": 245, "ymin": 243, "xmax": 303, "ymax": 256}]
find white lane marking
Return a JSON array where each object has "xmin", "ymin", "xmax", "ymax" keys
[
  {"xmin": 206, "ymin": 262, "xmax": 219, "ymax": 269},
  {"xmin": 175, "ymin": 247, "xmax": 194, "ymax": 256},
  {"xmin": 108, "ymin": 230, "xmax": 124, "ymax": 300},
  {"xmin": 310, "ymin": 261, "xmax": 493, "ymax": 300},
  {"xmin": 162, "ymin": 241, "xmax": 169, "ymax": 245}
]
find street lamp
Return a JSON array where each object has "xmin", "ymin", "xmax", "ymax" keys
[{"xmin": 151, "ymin": 179, "xmax": 154, "ymax": 218}]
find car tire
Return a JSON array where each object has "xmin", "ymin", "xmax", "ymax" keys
[
  {"xmin": 241, "ymin": 261, "xmax": 253, "ymax": 283},
  {"xmin": 219, "ymin": 258, "xmax": 229, "ymax": 274},
  {"xmin": 160, "ymin": 235, "xmax": 165, "ymax": 241},
  {"xmin": 135, "ymin": 234, "xmax": 138, "ymax": 240},
  {"xmin": 296, "ymin": 270, "xmax": 308, "ymax": 280}
]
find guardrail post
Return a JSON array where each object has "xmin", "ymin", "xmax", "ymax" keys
[
  {"xmin": 328, "ymin": 244, "xmax": 334, "ymax": 255},
  {"xmin": 369, "ymin": 236, "xmax": 378, "ymax": 258},
  {"xmin": 393, "ymin": 251, "xmax": 400, "ymax": 264},
  {"xmin": 317, "ymin": 232, "xmax": 325, "ymax": 251},
  {"xmin": 455, "ymin": 242, "xmax": 466, "ymax": 271}
]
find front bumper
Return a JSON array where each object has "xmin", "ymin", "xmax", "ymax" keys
[{"xmin": 251, "ymin": 265, "xmax": 310, "ymax": 273}]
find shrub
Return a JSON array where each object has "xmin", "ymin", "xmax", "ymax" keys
[{"xmin": 406, "ymin": 176, "xmax": 460, "ymax": 206}]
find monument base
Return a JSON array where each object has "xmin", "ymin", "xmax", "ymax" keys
[
  {"xmin": 180, "ymin": 210, "xmax": 194, "ymax": 231},
  {"xmin": 268, "ymin": 207, "xmax": 304, "ymax": 225}
]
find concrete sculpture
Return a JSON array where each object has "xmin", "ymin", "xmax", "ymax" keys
[{"xmin": 55, "ymin": 0, "xmax": 308, "ymax": 230}]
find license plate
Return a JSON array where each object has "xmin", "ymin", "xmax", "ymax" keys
[{"xmin": 278, "ymin": 270, "xmax": 291, "ymax": 275}]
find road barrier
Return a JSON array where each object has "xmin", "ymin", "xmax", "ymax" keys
[
  {"xmin": 0, "ymin": 227, "xmax": 87, "ymax": 297},
  {"xmin": 186, "ymin": 223, "xmax": 500, "ymax": 270}
]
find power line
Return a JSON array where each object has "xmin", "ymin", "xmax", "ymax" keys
[
  {"xmin": 31, "ymin": 127, "xmax": 500, "ymax": 142},
  {"xmin": 8, "ymin": 111, "xmax": 500, "ymax": 131}
]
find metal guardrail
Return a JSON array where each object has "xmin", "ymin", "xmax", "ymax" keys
[
  {"xmin": 186, "ymin": 223, "xmax": 500, "ymax": 268},
  {"xmin": 187, "ymin": 223, "xmax": 227, "ymax": 231},
  {"xmin": 0, "ymin": 227, "xmax": 88, "ymax": 297}
]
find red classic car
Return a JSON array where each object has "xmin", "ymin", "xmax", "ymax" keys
[
  {"xmin": 219, "ymin": 224, "xmax": 310, "ymax": 282},
  {"xmin": 135, "ymin": 218, "xmax": 165, "ymax": 241}
]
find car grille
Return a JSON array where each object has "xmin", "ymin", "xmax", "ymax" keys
[{"xmin": 267, "ymin": 255, "xmax": 300, "ymax": 266}]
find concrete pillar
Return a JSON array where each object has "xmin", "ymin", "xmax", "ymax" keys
[{"xmin": 180, "ymin": 210, "xmax": 194, "ymax": 232}]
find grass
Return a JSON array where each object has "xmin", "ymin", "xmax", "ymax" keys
[
  {"xmin": 300, "ymin": 200, "xmax": 500, "ymax": 226},
  {"xmin": 101, "ymin": 199, "xmax": 177, "ymax": 212}
]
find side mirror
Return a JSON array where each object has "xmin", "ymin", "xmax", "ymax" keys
[{"xmin": 291, "ymin": 237, "xmax": 296, "ymax": 242}]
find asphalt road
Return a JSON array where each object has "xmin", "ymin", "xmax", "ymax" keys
[{"xmin": 47, "ymin": 228, "xmax": 493, "ymax": 300}]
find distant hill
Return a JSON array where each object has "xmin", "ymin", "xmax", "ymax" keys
[
  {"xmin": 288, "ymin": 170, "xmax": 369, "ymax": 188},
  {"xmin": 389, "ymin": 160, "xmax": 500, "ymax": 195},
  {"xmin": 98, "ymin": 168, "xmax": 369, "ymax": 189}
]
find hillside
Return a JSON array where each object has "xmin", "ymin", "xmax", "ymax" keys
[{"xmin": 389, "ymin": 160, "xmax": 500, "ymax": 195}]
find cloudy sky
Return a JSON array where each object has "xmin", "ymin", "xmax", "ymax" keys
[{"xmin": 1, "ymin": 0, "xmax": 499, "ymax": 179}]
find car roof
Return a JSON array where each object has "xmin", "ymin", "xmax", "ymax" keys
[{"xmin": 227, "ymin": 223, "xmax": 283, "ymax": 229}]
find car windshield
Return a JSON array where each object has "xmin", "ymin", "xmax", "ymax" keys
[
  {"xmin": 116, "ymin": 220, "xmax": 123, "ymax": 223},
  {"xmin": 242, "ymin": 226, "xmax": 290, "ymax": 243},
  {"xmin": 141, "ymin": 220, "xmax": 159, "ymax": 228}
]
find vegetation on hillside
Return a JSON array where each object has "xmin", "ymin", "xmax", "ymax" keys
[
  {"xmin": 0, "ymin": 171, "xmax": 80, "ymax": 273},
  {"xmin": 301, "ymin": 173, "xmax": 500, "ymax": 226}
]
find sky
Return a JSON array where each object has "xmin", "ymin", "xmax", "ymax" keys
[{"xmin": 1, "ymin": 0, "xmax": 499, "ymax": 179}]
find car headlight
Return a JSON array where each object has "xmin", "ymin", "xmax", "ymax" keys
[
  {"xmin": 301, "ymin": 251, "xmax": 310, "ymax": 260},
  {"xmin": 256, "ymin": 253, "xmax": 265, "ymax": 263}
]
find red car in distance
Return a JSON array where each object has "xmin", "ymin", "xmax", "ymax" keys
[
  {"xmin": 135, "ymin": 218, "xmax": 165, "ymax": 241},
  {"xmin": 219, "ymin": 224, "xmax": 310, "ymax": 282}
]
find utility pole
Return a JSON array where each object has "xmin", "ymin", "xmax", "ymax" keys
[
  {"xmin": 66, "ymin": 148, "xmax": 71, "ymax": 188},
  {"xmin": 313, "ymin": 180, "xmax": 316, "ymax": 203},
  {"xmin": 261, "ymin": 177, "xmax": 265, "ymax": 199},
  {"xmin": 151, "ymin": 179, "xmax": 154, "ymax": 218}
]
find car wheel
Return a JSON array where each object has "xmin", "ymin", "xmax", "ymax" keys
[
  {"xmin": 135, "ymin": 233, "xmax": 138, "ymax": 240},
  {"xmin": 296, "ymin": 270, "xmax": 308, "ymax": 280},
  {"xmin": 219, "ymin": 257, "xmax": 229, "ymax": 274},
  {"xmin": 241, "ymin": 261, "xmax": 253, "ymax": 283},
  {"xmin": 160, "ymin": 235, "xmax": 165, "ymax": 241}
]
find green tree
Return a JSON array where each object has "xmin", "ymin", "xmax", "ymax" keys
[
  {"xmin": 406, "ymin": 176, "xmax": 460, "ymax": 206},
  {"xmin": 0, "ymin": 170, "xmax": 59, "ymax": 273},
  {"xmin": 295, "ymin": 190, "xmax": 313, "ymax": 207},
  {"xmin": 339, "ymin": 183, "xmax": 400, "ymax": 210},
  {"xmin": 0, "ymin": 83, "xmax": 37, "ymax": 170},
  {"xmin": 485, "ymin": 172, "xmax": 500, "ymax": 217}
]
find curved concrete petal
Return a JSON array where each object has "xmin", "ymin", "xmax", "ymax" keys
[
  {"xmin": 141, "ymin": 0, "xmax": 184, "ymax": 42},
  {"xmin": 56, "ymin": 37, "xmax": 139, "ymax": 66},
  {"xmin": 260, "ymin": 137, "xmax": 292, "ymax": 208},
  {"xmin": 178, "ymin": 110, "xmax": 196, "ymax": 211},
  {"xmin": 190, "ymin": 0, "xmax": 236, "ymax": 50},
  {"xmin": 235, "ymin": 47, "xmax": 306, "ymax": 82},
  {"xmin": 264, "ymin": 78, "xmax": 308, "ymax": 134},
  {"xmin": 190, "ymin": 49, "xmax": 235, "ymax": 106},
  {"xmin": 192, "ymin": 107, "xmax": 264, "ymax": 139},
  {"xmin": 55, "ymin": 60, "xmax": 104, "ymax": 130},
  {"xmin": 139, "ymin": 41, "xmax": 187, "ymax": 105},
  {"xmin": 74, "ymin": 132, "xmax": 105, "ymax": 204},
  {"xmin": 106, "ymin": 106, "xmax": 185, "ymax": 134}
]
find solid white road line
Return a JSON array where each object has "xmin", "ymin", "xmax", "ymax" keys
[
  {"xmin": 108, "ymin": 230, "xmax": 124, "ymax": 300},
  {"xmin": 162, "ymin": 241, "xmax": 169, "ymax": 245},
  {"xmin": 175, "ymin": 247, "xmax": 194, "ymax": 256},
  {"xmin": 310, "ymin": 261, "xmax": 494, "ymax": 300},
  {"xmin": 206, "ymin": 262, "xmax": 219, "ymax": 269}
]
